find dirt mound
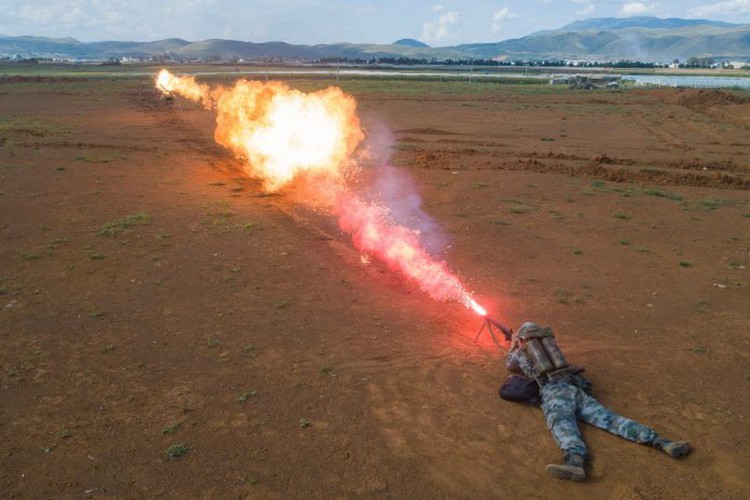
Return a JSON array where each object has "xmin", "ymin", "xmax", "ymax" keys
[
  {"xmin": 396, "ymin": 128, "xmax": 456, "ymax": 135},
  {"xmin": 587, "ymin": 163, "xmax": 750, "ymax": 189},
  {"xmin": 678, "ymin": 88, "xmax": 747, "ymax": 109}
]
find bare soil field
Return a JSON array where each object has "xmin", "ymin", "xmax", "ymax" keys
[{"xmin": 1, "ymin": 72, "xmax": 749, "ymax": 499}]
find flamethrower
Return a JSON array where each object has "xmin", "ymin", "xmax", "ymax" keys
[{"xmin": 474, "ymin": 316, "xmax": 514, "ymax": 353}]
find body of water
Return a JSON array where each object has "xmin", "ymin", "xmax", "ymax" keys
[
  {"xmin": 621, "ymin": 74, "xmax": 750, "ymax": 89},
  {"xmin": 169, "ymin": 68, "xmax": 750, "ymax": 89}
]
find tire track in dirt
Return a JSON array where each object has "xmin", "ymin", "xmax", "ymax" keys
[
  {"xmin": 395, "ymin": 143, "xmax": 750, "ymax": 190},
  {"xmin": 133, "ymin": 93, "xmax": 229, "ymax": 159}
]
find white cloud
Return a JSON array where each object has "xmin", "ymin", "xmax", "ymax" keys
[
  {"xmin": 689, "ymin": 0, "xmax": 750, "ymax": 17},
  {"xmin": 12, "ymin": 0, "xmax": 147, "ymax": 39},
  {"xmin": 492, "ymin": 7, "xmax": 518, "ymax": 34},
  {"xmin": 620, "ymin": 2, "xmax": 658, "ymax": 15},
  {"xmin": 18, "ymin": 5, "xmax": 56, "ymax": 24},
  {"xmin": 422, "ymin": 10, "xmax": 459, "ymax": 43},
  {"xmin": 579, "ymin": 4, "xmax": 596, "ymax": 15},
  {"xmin": 570, "ymin": 0, "xmax": 595, "ymax": 13},
  {"xmin": 431, "ymin": 4, "xmax": 445, "ymax": 13}
]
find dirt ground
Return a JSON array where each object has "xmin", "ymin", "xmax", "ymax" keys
[{"xmin": 1, "ymin": 72, "xmax": 749, "ymax": 499}]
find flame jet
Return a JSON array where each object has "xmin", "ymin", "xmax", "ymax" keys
[{"xmin": 155, "ymin": 69, "xmax": 486, "ymax": 315}]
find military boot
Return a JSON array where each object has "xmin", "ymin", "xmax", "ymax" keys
[
  {"xmin": 653, "ymin": 437, "xmax": 691, "ymax": 458},
  {"xmin": 545, "ymin": 454, "xmax": 586, "ymax": 482}
]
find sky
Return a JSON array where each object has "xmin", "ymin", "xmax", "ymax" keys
[{"xmin": 2, "ymin": 1, "xmax": 750, "ymax": 45}]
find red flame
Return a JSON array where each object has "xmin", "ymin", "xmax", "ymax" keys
[
  {"xmin": 334, "ymin": 193, "xmax": 484, "ymax": 310},
  {"xmin": 155, "ymin": 70, "xmax": 487, "ymax": 316},
  {"xmin": 468, "ymin": 298, "xmax": 487, "ymax": 317}
]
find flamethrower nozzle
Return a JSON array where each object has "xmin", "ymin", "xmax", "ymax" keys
[{"xmin": 474, "ymin": 316, "xmax": 514, "ymax": 354}]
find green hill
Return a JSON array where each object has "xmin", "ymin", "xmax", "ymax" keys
[
  {"xmin": 3, "ymin": 17, "xmax": 750, "ymax": 62},
  {"xmin": 461, "ymin": 17, "xmax": 750, "ymax": 61}
]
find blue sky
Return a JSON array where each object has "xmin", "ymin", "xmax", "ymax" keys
[{"xmin": 2, "ymin": 1, "xmax": 750, "ymax": 44}]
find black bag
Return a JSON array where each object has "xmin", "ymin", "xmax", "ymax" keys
[{"xmin": 499, "ymin": 375, "xmax": 540, "ymax": 405}]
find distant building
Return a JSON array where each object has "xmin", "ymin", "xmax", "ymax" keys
[{"xmin": 726, "ymin": 60, "xmax": 750, "ymax": 69}]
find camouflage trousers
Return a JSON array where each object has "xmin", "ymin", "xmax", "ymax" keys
[{"xmin": 540, "ymin": 380, "xmax": 657, "ymax": 458}]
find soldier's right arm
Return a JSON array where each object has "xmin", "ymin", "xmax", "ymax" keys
[{"xmin": 505, "ymin": 350, "xmax": 523, "ymax": 374}]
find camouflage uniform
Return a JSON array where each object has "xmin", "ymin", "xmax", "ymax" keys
[{"xmin": 506, "ymin": 348, "xmax": 657, "ymax": 459}]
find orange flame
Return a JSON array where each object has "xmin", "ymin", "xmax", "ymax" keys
[
  {"xmin": 156, "ymin": 69, "xmax": 212, "ymax": 108},
  {"xmin": 212, "ymin": 80, "xmax": 363, "ymax": 192},
  {"xmin": 155, "ymin": 70, "xmax": 361, "ymax": 192},
  {"xmin": 155, "ymin": 70, "xmax": 486, "ymax": 315}
]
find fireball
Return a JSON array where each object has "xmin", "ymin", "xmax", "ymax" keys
[{"xmin": 212, "ymin": 80, "xmax": 363, "ymax": 192}]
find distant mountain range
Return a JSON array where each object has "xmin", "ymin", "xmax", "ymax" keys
[{"xmin": 2, "ymin": 17, "xmax": 750, "ymax": 63}]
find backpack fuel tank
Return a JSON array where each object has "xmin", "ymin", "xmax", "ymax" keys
[{"xmin": 520, "ymin": 327, "xmax": 568, "ymax": 378}]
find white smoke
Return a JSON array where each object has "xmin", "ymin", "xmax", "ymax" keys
[
  {"xmin": 357, "ymin": 119, "xmax": 449, "ymax": 256},
  {"xmin": 369, "ymin": 164, "xmax": 449, "ymax": 256}
]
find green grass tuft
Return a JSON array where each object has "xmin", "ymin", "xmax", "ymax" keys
[
  {"xmin": 238, "ymin": 391, "xmax": 258, "ymax": 402},
  {"xmin": 509, "ymin": 204, "xmax": 530, "ymax": 214},
  {"xmin": 641, "ymin": 188, "xmax": 683, "ymax": 201},
  {"xmin": 100, "ymin": 212, "xmax": 150, "ymax": 236},
  {"xmin": 20, "ymin": 251, "xmax": 41, "ymax": 261},
  {"xmin": 699, "ymin": 199, "xmax": 731, "ymax": 211},
  {"xmin": 162, "ymin": 423, "xmax": 181, "ymax": 434},
  {"xmin": 165, "ymin": 443, "xmax": 189, "ymax": 459}
]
